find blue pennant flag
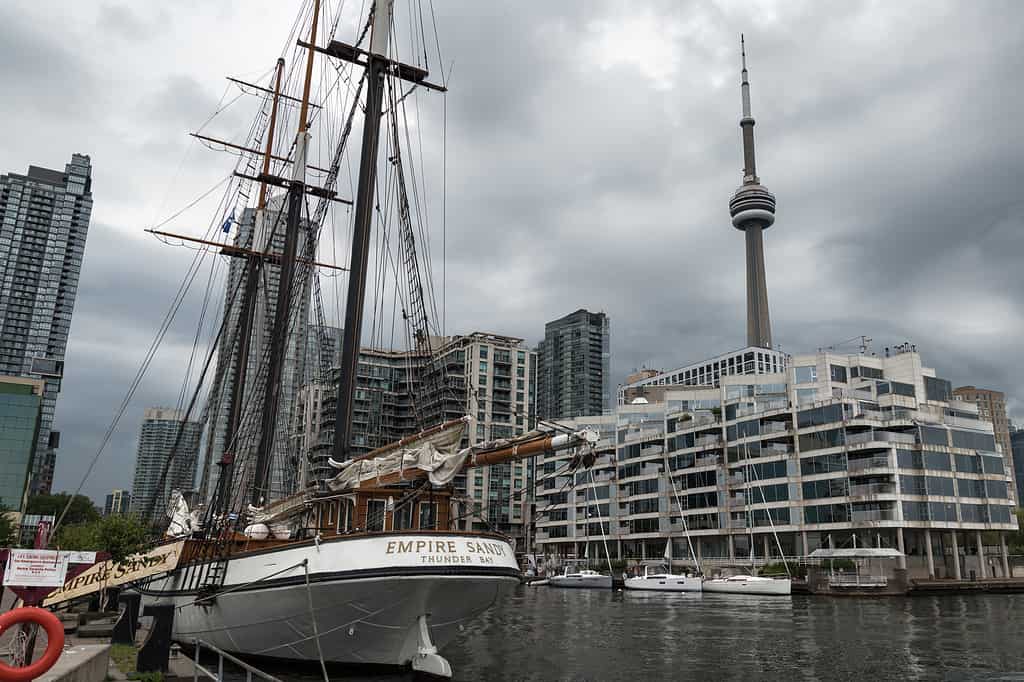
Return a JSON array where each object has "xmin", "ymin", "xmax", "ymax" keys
[{"xmin": 221, "ymin": 208, "xmax": 235, "ymax": 233}]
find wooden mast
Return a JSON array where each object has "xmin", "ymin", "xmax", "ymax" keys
[
  {"xmin": 250, "ymin": 0, "xmax": 321, "ymax": 507},
  {"xmin": 214, "ymin": 57, "xmax": 287, "ymax": 515},
  {"xmin": 334, "ymin": 0, "xmax": 397, "ymax": 463}
]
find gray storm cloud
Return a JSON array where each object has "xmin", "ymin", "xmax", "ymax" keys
[{"xmin": 1, "ymin": 0, "xmax": 1020, "ymax": 501}]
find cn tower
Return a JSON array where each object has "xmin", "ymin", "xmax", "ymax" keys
[{"xmin": 728, "ymin": 35, "xmax": 776, "ymax": 349}]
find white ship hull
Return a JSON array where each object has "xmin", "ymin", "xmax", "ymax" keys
[
  {"xmin": 138, "ymin": 533, "xmax": 519, "ymax": 675},
  {"xmin": 702, "ymin": 576, "xmax": 791, "ymax": 596},
  {"xmin": 624, "ymin": 575, "xmax": 703, "ymax": 592}
]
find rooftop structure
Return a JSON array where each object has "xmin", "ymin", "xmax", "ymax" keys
[
  {"xmin": 728, "ymin": 37, "xmax": 776, "ymax": 349},
  {"xmin": 618, "ymin": 345, "xmax": 790, "ymax": 405}
]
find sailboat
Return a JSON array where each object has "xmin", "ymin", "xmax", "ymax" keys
[
  {"xmin": 133, "ymin": 1, "xmax": 599, "ymax": 677},
  {"xmin": 624, "ymin": 540, "xmax": 702, "ymax": 592},
  {"xmin": 702, "ymin": 442, "xmax": 791, "ymax": 596}
]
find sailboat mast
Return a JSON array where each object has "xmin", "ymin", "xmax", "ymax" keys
[
  {"xmin": 250, "ymin": 0, "xmax": 321, "ymax": 507},
  {"xmin": 333, "ymin": 0, "xmax": 396, "ymax": 462},
  {"xmin": 216, "ymin": 57, "xmax": 286, "ymax": 515}
]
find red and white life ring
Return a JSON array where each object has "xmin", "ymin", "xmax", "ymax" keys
[{"xmin": 0, "ymin": 607, "xmax": 65, "ymax": 681}]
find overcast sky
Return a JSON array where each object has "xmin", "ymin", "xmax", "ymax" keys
[{"xmin": 3, "ymin": 1, "xmax": 1022, "ymax": 503}]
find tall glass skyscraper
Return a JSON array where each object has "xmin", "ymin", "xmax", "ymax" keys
[
  {"xmin": 130, "ymin": 407, "xmax": 203, "ymax": 523},
  {"xmin": 0, "ymin": 154, "xmax": 93, "ymax": 495},
  {"xmin": 536, "ymin": 309, "xmax": 611, "ymax": 420}
]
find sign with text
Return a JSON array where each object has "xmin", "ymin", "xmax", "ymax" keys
[
  {"xmin": 43, "ymin": 541, "xmax": 184, "ymax": 606},
  {"xmin": 3, "ymin": 549, "xmax": 70, "ymax": 587}
]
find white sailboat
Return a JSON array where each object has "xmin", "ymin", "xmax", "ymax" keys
[
  {"xmin": 702, "ymin": 573, "xmax": 792, "ymax": 596},
  {"xmin": 703, "ymin": 439, "xmax": 791, "ymax": 596},
  {"xmin": 548, "ymin": 560, "xmax": 613, "ymax": 589},
  {"xmin": 625, "ymin": 540, "xmax": 702, "ymax": 592}
]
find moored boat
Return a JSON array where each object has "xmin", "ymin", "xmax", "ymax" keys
[
  {"xmin": 702, "ymin": 574, "xmax": 792, "ymax": 596},
  {"xmin": 625, "ymin": 564, "xmax": 702, "ymax": 593},
  {"xmin": 548, "ymin": 562, "xmax": 613, "ymax": 589}
]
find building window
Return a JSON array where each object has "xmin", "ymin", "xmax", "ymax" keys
[
  {"xmin": 419, "ymin": 502, "xmax": 438, "ymax": 530},
  {"xmin": 395, "ymin": 502, "xmax": 414, "ymax": 530},
  {"xmin": 829, "ymin": 365, "xmax": 848, "ymax": 383},
  {"xmin": 366, "ymin": 499, "xmax": 386, "ymax": 532},
  {"xmin": 794, "ymin": 366, "xmax": 817, "ymax": 384},
  {"xmin": 479, "ymin": 346, "xmax": 488, "ymax": 359},
  {"xmin": 796, "ymin": 388, "xmax": 817, "ymax": 406}
]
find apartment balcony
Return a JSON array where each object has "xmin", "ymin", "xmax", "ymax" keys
[
  {"xmin": 695, "ymin": 454, "xmax": 720, "ymax": 468},
  {"xmin": 727, "ymin": 518, "xmax": 748, "ymax": 530},
  {"xmin": 726, "ymin": 495, "xmax": 746, "ymax": 508},
  {"xmin": 846, "ymin": 430, "xmax": 915, "ymax": 448},
  {"xmin": 761, "ymin": 421, "xmax": 790, "ymax": 435},
  {"xmin": 850, "ymin": 509, "xmax": 897, "ymax": 523},
  {"xmin": 847, "ymin": 455, "xmax": 892, "ymax": 472},
  {"xmin": 761, "ymin": 443, "xmax": 793, "ymax": 456},
  {"xmin": 726, "ymin": 473, "xmax": 744, "ymax": 486},
  {"xmin": 695, "ymin": 435, "xmax": 723, "ymax": 448},
  {"xmin": 848, "ymin": 483, "xmax": 897, "ymax": 499}
]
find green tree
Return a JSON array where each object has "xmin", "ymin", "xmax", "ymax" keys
[
  {"xmin": 55, "ymin": 515, "xmax": 152, "ymax": 564},
  {"xmin": 26, "ymin": 492, "xmax": 100, "ymax": 526},
  {"xmin": 0, "ymin": 503, "xmax": 18, "ymax": 547}
]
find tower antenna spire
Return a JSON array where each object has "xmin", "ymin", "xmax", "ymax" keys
[{"xmin": 728, "ymin": 35, "xmax": 777, "ymax": 349}]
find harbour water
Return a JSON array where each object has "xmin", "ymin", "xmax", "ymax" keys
[{"xmin": 234, "ymin": 587, "xmax": 1024, "ymax": 680}]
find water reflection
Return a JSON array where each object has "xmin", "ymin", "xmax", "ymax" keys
[{"xmin": 229, "ymin": 588, "xmax": 1024, "ymax": 681}]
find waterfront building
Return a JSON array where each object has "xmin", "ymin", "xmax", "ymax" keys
[
  {"xmin": 729, "ymin": 39, "xmax": 776, "ymax": 349},
  {"xmin": 536, "ymin": 309, "xmax": 611, "ymax": 419},
  {"xmin": 202, "ymin": 194, "xmax": 313, "ymax": 501},
  {"xmin": 0, "ymin": 154, "xmax": 93, "ymax": 495},
  {"xmin": 1011, "ymin": 425, "xmax": 1024, "ymax": 505},
  {"xmin": 302, "ymin": 332, "xmax": 537, "ymax": 541},
  {"xmin": 130, "ymin": 407, "xmax": 203, "ymax": 523},
  {"xmin": 0, "ymin": 376, "xmax": 44, "ymax": 512},
  {"xmin": 536, "ymin": 346, "xmax": 1019, "ymax": 579},
  {"xmin": 104, "ymin": 488, "xmax": 131, "ymax": 516},
  {"xmin": 952, "ymin": 386, "xmax": 1015, "ymax": 504}
]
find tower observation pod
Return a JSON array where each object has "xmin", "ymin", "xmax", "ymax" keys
[{"xmin": 728, "ymin": 35, "xmax": 776, "ymax": 349}]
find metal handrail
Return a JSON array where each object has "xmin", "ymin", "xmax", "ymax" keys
[{"xmin": 193, "ymin": 638, "xmax": 282, "ymax": 682}]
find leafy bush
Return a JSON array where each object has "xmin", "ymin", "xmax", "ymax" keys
[{"xmin": 55, "ymin": 514, "xmax": 152, "ymax": 563}]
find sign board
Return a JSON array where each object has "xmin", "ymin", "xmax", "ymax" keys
[
  {"xmin": 3, "ymin": 549, "xmax": 70, "ymax": 587},
  {"xmin": 43, "ymin": 541, "xmax": 184, "ymax": 606}
]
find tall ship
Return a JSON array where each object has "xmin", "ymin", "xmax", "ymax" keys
[{"xmin": 130, "ymin": 1, "xmax": 598, "ymax": 677}]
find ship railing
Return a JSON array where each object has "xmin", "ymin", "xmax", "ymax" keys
[{"xmin": 192, "ymin": 638, "xmax": 282, "ymax": 682}]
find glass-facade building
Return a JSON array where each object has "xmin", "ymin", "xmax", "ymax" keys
[
  {"xmin": 301, "ymin": 332, "xmax": 537, "ymax": 542},
  {"xmin": 0, "ymin": 155, "xmax": 93, "ymax": 495},
  {"xmin": 0, "ymin": 377, "xmax": 44, "ymax": 511},
  {"xmin": 201, "ymin": 195, "xmax": 313, "ymax": 504},
  {"xmin": 130, "ymin": 407, "xmax": 203, "ymax": 523},
  {"xmin": 537, "ymin": 348, "xmax": 1019, "ymax": 579},
  {"xmin": 536, "ymin": 309, "xmax": 611, "ymax": 419}
]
